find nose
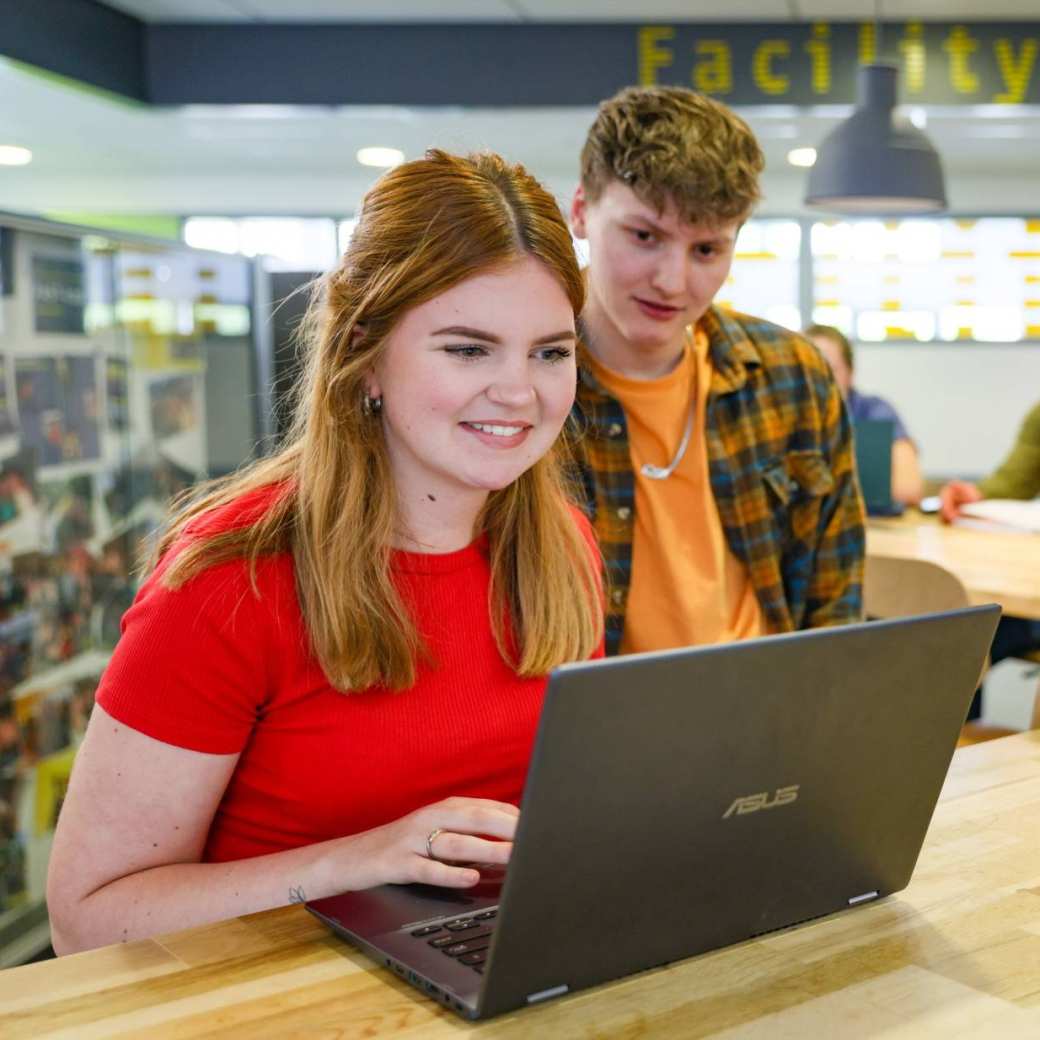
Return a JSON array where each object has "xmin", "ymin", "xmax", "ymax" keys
[
  {"xmin": 486, "ymin": 359, "xmax": 537, "ymax": 409},
  {"xmin": 648, "ymin": 244, "xmax": 686, "ymax": 298}
]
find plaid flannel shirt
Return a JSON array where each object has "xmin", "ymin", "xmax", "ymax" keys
[{"xmin": 572, "ymin": 305, "xmax": 866, "ymax": 656}]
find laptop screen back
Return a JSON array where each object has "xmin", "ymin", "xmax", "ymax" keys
[{"xmin": 854, "ymin": 418, "xmax": 898, "ymax": 515}]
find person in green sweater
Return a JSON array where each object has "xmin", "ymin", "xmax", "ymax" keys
[
  {"xmin": 940, "ymin": 401, "xmax": 1040, "ymax": 521},
  {"xmin": 939, "ymin": 400, "xmax": 1040, "ymax": 720}
]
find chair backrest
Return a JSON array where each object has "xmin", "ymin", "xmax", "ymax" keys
[{"xmin": 864, "ymin": 555, "xmax": 972, "ymax": 619}]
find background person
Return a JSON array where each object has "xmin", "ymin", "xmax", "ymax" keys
[
  {"xmin": 804, "ymin": 324, "xmax": 924, "ymax": 508},
  {"xmin": 939, "ymin": 400, "xmax": 1040, "ymax": 522},
  {"xmin": 940, "ymin": 400, "xmax": 1040, "ymax": 718},
  {"xmin": 46, "ymin": 150, "xmax": 603, "ymax": 954},
  {"xmin": 570, "ymin": 86, "xmax": 865, "ymax": 657}
]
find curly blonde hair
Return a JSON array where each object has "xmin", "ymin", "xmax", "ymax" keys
[{"xmin": 580, "ymin": 85, "xmax": 764, "ymax": 225}]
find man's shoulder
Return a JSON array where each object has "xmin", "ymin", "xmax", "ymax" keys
[
  {"xmin": 706, "ymin": 306, "xmax": 831, "ymax": 380},
  {"xmin": 1022, "ymin": 401, "xmax": 1040, "ymax": 441},
  {"xmin": 849, "ymin": 389, "xmax": 898, "ymax": 423}
]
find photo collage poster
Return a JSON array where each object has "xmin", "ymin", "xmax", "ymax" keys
[{"xmin": 0, "ymin": 228, "xmax": 252, "ymax": 922}]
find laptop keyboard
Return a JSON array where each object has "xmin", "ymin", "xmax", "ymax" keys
[{"xmin": 409, "ymin": 908, "xmax": 498, "ymax": 973}]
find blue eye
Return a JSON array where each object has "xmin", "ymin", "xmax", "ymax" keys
[
  {"xmin": 536, "ymin": 346, "xmax": 573, "ymax": 364},
  {"xmin": 444, "ymin": 345, "xmax": 488, "ymax": 360}
]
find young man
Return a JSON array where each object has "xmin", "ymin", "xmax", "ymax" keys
[{"xmin": 571, "ymin": 85, "xmax": 865, "ymax": 656}]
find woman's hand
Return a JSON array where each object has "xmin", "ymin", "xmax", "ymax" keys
[
  {"xmin": 347, "ymin": 796, "xmax": 520, "ymax": 890},
  {"xmin": 939, "ymin": 480, "xmax": 982, "ymax": 523}
]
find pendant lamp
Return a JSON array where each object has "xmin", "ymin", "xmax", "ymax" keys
[{"xmin": 804, "ymin": 62, "xmax": 947, "ymax": 214}]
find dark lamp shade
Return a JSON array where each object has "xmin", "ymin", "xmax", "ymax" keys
[{"xmin": 805, "ymin": 64, "xmax": 947, "ymax": 215}]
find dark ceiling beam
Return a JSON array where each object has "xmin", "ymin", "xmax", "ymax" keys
[{"xmin": 0, "ymin": 0, "xmax": 145, "ymax": 100}]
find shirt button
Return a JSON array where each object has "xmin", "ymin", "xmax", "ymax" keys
[
  {"xmin": 616, "ymin": 506, "xmax": 631, "ymax": 520},
  {"xmin": 611, "ymin": 588, "xmax": 625, "ymax": 606},
  {"xmin": 607, "ymin": 422, "xmax": 623, "ymax": 438}
]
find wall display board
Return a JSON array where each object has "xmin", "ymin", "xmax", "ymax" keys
[
  {"xmin": 0, "ymin": 219, "xmax": 258, "ymax": 966},
  {"xmin": 718, "ymin": 220, "xmax": 803, "ymax": 331},
  {"xmin": 30, "ymin": 255, "xmax": 85, "ymax": 336},
  {"xmin": 811, "ymin": 217, "xmax": 1040, "ymax": 343}
]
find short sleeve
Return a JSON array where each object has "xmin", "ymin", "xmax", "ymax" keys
[
  {"xmin": 95, "ymin": 555, "xmax": 274, "ymax": 754},
  {"xmin": 877, "ymin": 400, "xmax": 912, "ymax": 444},
  {"xmin": 858, "ymin": 393, "xmax": 913, "ymax": 445}
]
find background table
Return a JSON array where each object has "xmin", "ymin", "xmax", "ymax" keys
[
  {"xmin": 867, "ymin": 513, "xmax": 1040, "ymax": 621},
  {"xmin": 4, "ymin": 732, "xmax": 1040, "ymax": 1037}
]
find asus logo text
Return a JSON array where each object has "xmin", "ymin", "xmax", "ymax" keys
[{"xmin": 722, "ymin": 785, "xmax": 800, "ymax": 819}]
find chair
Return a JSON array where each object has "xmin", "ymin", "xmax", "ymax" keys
[
  {"xmin": 863, "ymin": 555, "xmax": 1036, "ymax": 745},
  {"xmin": 1023, "ymin": 649, "xmax": 1040, "ymax": 730},
  {"xmin": 864, "ymin": 555, "xmax": 974, "ymax": 620}
]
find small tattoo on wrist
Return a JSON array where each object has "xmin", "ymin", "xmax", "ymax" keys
[{"xmin": 289, "ymin": 885, "xmax": 307, "ymax": 905}]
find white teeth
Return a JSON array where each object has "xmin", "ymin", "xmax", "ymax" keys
[{"xmin": 468, "ymin": 422, "xmax": 525, "ymax": 437}]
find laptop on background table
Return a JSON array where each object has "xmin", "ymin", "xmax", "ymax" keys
[
  {"xmin": 307, "ymin": 605, "xmax": 1000, "ymax": 1020},
  {"xmin": 854, "ymin": 418, "xmax": 904, "ymax": 517}
]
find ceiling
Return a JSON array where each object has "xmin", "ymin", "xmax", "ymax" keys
[
  {"xmin": 99, "ymin": 0, "xmax": 1040, "ymax": 22},
  {"xmin": 0, "ymin": 2, "xmax": 1037, "ymax": 218}
]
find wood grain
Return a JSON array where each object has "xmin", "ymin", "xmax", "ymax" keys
[
  {"xmin": 867, "ymin": 514, "xmax": 1040, "ymax": 621},
  {"xmin": 4, "ymin": 733, "xmax": 1040, "ymax": 1037}
]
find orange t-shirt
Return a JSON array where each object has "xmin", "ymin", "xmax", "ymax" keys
[{"xmin": 589, "ymin": 327, "xmax": 766, "ymax": 654}]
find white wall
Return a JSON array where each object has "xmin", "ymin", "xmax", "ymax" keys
[{"xmin": 853, "ymin": 343, "xmax": 1040, "ymax": 480}]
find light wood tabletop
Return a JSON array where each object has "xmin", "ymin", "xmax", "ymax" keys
[
  {"xmin": 867, "ymin": 512, "xmax": 1040, "ymax": 621},
  {"xmin": 5, "ymin": 732, "xmax": 1040, "ymax": 1038}
]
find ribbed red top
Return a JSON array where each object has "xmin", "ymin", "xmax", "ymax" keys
[{"xmin": 96, "ymin": 486, "xmax": 601, "ymax": 862}]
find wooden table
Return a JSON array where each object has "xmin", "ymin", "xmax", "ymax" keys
[
  {"xmin": 5, "ymin": 734, "xmax": 1040, "ymax": 1038},
  {"xmin": 867, "ymin": 512, "xmax": 1040, "ymax": 621}
]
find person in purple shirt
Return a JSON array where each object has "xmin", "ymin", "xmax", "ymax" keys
[{"xmin": 805, "ymin": 324, "xmax": 923, "ymax": 507}]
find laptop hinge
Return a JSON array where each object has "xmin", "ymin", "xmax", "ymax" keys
[
  {"xmin": 848, "ymin": 890, "xmax": 879, "ymax": 906},
  {"xmin": 526, "ymin": 984, "xmax": 569, "ymax": 1005}
]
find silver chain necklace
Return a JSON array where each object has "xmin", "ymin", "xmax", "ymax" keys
[{"xmin": 639, "ymin": 400, "xmax": 695, "ymax": 480}]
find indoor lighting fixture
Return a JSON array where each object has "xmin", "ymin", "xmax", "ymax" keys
[
  {"xmin": 357, "ymin": 146, "xmax": 404, "ymax": 168},
  {"xmin": 0, "ymin": 145, "xmax": 32, "ymax": 166},
  {"xmin": 805, "ymin": 3, "xmax": 946, "ymax": 214},
  {"xmin": 787, "ymin": 147, "xmax": 817, "ymax": 168}
]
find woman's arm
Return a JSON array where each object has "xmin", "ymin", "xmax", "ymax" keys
[
  {"xmin": 891, "ymin": 438, "xmax": 923, "ymax": 507},
  {"xmin": 47, "ymin": 705, "xmax": 519, "ymax": 954}
]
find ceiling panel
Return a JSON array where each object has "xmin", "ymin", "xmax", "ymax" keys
[
  {"xmin": 98, "ymin": 0, "xmax": 1027, "ymax": 23},
  {"xmin": 101, "ymin": 0, "xmax": 255, "ymax": 20},
  {"xmin": 514, "ymin": 0, "xmax": 793, "ymax": 20},
  {"xmin": 795, "ymin": 0, "xmax": 1038, "ymax": 16}
]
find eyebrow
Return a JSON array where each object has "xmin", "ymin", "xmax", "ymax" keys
[
  {"xmin": 624, "ymin": 213, "xmax": 736, "ymax": 246},
  {"xmin": 431, "ymin": 325, "xmax": 577, "ymax": 346}
]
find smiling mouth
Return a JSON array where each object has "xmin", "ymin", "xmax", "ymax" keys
[
  {"xmin": 635, "ymin": 297, "xmax": 681, "ymax": 314},
  {"xmin": 462, "ymin": 421, "xmax": 532, "ymax": 438}
]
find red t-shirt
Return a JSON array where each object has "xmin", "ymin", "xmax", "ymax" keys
[{"xmin": 96, "ymin": 488, "xmax": 602, "ymax": 863}]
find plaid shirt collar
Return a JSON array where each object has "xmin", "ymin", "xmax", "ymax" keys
[{"xmin": 577, "ymin": 305, "xmax": 760, "ymax": 400}]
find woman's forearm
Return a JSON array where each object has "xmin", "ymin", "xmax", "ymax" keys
[{"xmin": 51, "ymin": 831, "xmax": 366, "ymax": 955}]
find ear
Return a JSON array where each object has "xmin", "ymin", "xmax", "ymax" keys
[
  {"xmin": 363, "ymin": 363, "xmax": 381, "ymax": 401},
  {"xmin": 570, "ymin": 184, "xmax": 588, "ymax": 239}
]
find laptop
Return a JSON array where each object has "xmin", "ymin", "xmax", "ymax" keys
[
  {"xmin": 307, "ymin": 605, "xmax": 1000, "ymax": 1020},
  {"xmin": 854, "ymin": 418, "xmax": 904, "ymax": 517}
]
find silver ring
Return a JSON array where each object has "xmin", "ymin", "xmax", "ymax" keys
[{"xmin": 425, "ymin": 828, "xmax": 445, "ymax": 860}]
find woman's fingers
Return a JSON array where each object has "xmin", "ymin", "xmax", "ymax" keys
[
  {"xmin": 427, "ymin": 831, "xmax": 512, "ymax": 865},
  {"xmin": 421, "ymin": 798, "xmax": 520, "ymax": 842},
  {"xmin": 410, "ymin": 856, "xmax": 482, "ymax": 888}
]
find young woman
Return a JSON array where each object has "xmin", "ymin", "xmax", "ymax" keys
[{"xmin": 47, "ymin": 150, "xmax": 603, "ymax": 954}]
